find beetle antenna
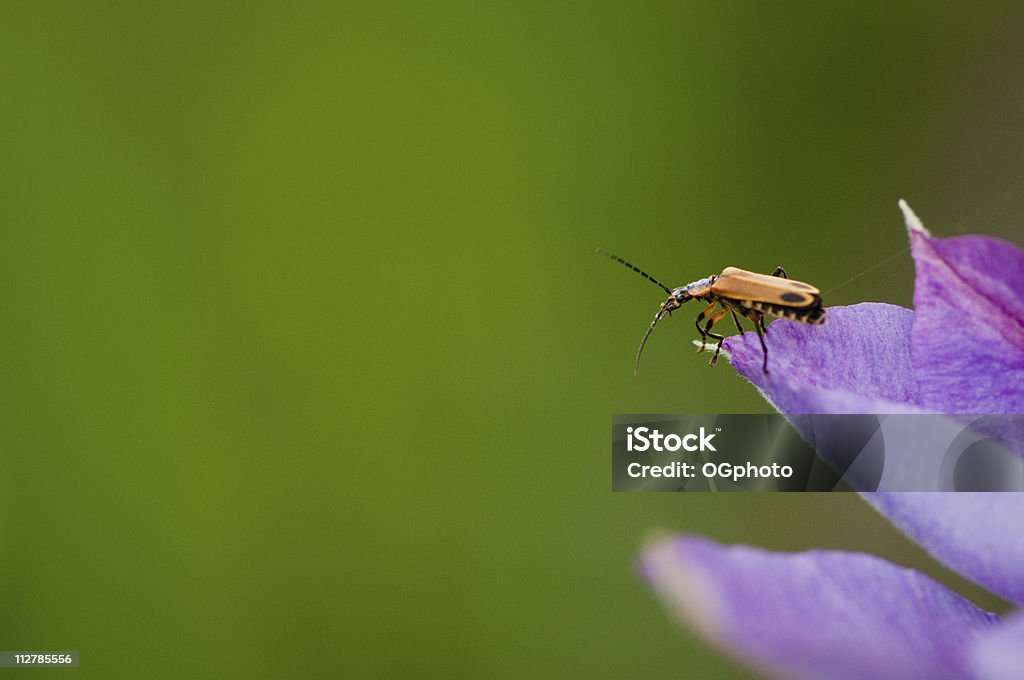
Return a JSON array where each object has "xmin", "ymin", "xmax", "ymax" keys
[
  {"xmin": 635, "ymin": 305, "xmax": 670, "ymax": 376},
  {"xmin": 596, "ymin": 249, "xmax": 672, "ymax": 295}
]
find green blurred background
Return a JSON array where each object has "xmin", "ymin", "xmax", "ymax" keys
[{"xmin": 2, "ymin": 2, "xmax": 1024, "ymax": 677}]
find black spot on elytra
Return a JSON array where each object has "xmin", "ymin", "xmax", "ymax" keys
[{"xmin": 781, "ymin": 292, "xmax": 805, "ymax": 303}]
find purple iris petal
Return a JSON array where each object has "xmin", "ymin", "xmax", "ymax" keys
[
  {"xmin": 866, "ymin": 494, "xmax": 1024, "ymax": 605},
  {"xmin": 725, "ymin": 203, "xmax": 1024, "ymax": 600},
  {"xmin": 724, "ymin": 303, "xmax": 922, "ymax": 414},
  {"xmin": 881, "ymin": 207, "xmax": 1024, "ymax": 603},
  {"xmin": 639, "ymin": 535, "xmax": 998, "ymax": 680},
  {"xmin": 909, "ymin": 224, "xmax": 1024, "ymax": 414}
]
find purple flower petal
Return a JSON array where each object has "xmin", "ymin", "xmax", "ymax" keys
[
  {"xmin": 723, "ymin": 302, "xmax": 922, "ymax": 413},
  {"xmin": 639, "ymin": 534, "xmax": 998, "ymax": 680},
  {"xmin": 724, "ymin": 203, "xmax": 1024, "ymax": 600},
  {"xmin": 908, "ymin": 218, "xmax": 1024, "ymax": 414},
  {"xmin": 866, "ymin": 494, "xmax": 1024, "ymax": 605},
  {"xmin": 866, "ymin": 207, "xmax": 1024, "ymax": 603},
  {"xmin": 971, "ymin": 610, "xmax": 1024, "ymax": 680}
]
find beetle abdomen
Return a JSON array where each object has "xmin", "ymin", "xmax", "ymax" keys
[{"xmin": 740, "ymin": 299, "xmax": 826, "ymax": 324}]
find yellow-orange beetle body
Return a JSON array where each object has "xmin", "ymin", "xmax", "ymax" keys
[{"xmin": 599, "ymin": 251, "xmax": 826, "ymax": 374}]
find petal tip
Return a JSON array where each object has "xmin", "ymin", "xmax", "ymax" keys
[
  {"xmin": 898, "ymin": 199, "xmax": 931, "ymax": 237},
  {"xmin": 639, "ymin": 536, "xmax": 725, "ymax": 639}
]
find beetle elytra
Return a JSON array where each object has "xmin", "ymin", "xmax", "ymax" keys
[{"xmin": 598, "ymin": 249, "xmax": 826, "ymax": 374}]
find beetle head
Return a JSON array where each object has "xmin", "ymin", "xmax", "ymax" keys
[{"xmin": 634, "ymin": 293, "xmax": 691, "ymax": 376}]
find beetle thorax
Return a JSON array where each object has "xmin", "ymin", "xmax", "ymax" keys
[{"xmin": 683, "ymin": 276, "xmax": 716, "ymax": 297}]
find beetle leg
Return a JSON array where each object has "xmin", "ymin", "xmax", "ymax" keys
[
  {"xmin": 703, "ymin": 308, "xmax": 729, "ymax": 365},
  {"xmin": 729, "ymin": 308, "xmax": 745, "ymax": 334},
  {"xmin": 771, "ymin": 266, "xmax": 789, "ymax": 279},
  {"xmin": 693, "ymin": 302, "xmax": 717, "ymax": 353},
  {"xmin": 749, "ymin": 312, "xmax": 770, "ymax": 372}
]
